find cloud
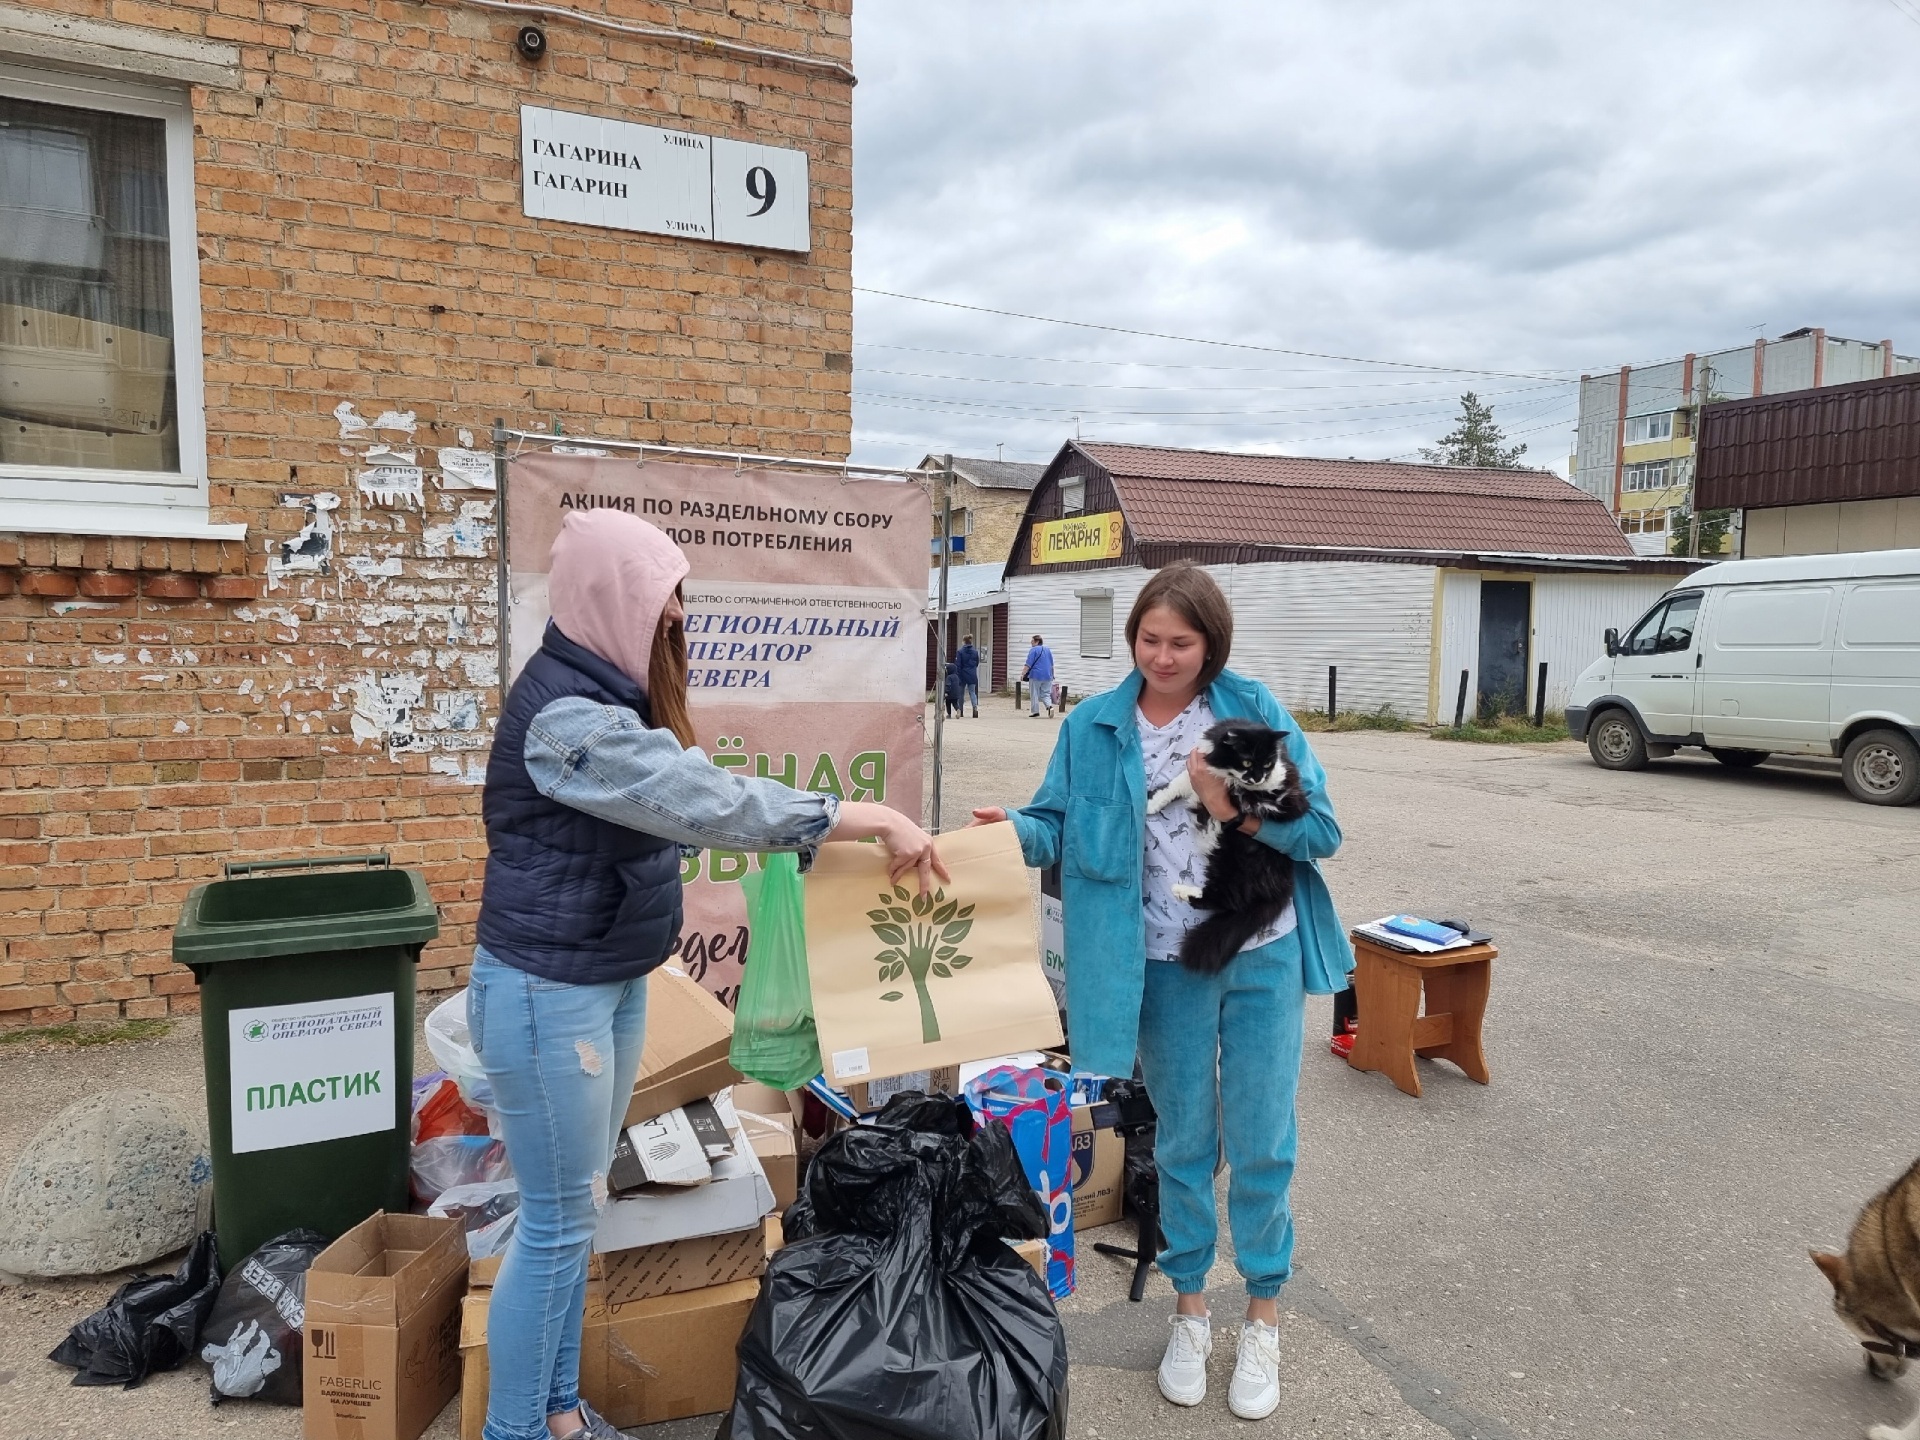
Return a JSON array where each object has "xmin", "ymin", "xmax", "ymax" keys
[{"xmin": 848, "ymin": 0, "xmax": 1920, "ymax": 471}]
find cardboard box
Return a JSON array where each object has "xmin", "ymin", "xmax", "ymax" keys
[
  {"xmin": 602, "ymin": 1221, "xmax": 768, "ymax": 1310},
  {"xmin": 469, "ymin": 1250, "xmax": 603, "ymax": 1291},
  {"xmin": 611, "ymin": 1104, "xmax": 716, "ymax": 1191},
  {"xmin": 595, "ymin": 1091, "xmax": 776, "ymax": 1253},
  {"xmin": 305, "ymin": 1213, "xmax": 468, "ymax": 1440},
  {"xmin": 738, "ymin": 1110, "xmax": 797, "ymax": 1211},
  {"xmin": 843, "ymin": 1065, "xmax": 960, "ymax": 1113},
  {"xmin": 1070, "ymin": 1102, "xmax": 1125, "ymax": 1231},
  {"xmin": 1009, "ymin": 1237, "xmax": 1047, "ymax": 1280},
  {"xmin": 626, "ymin": 966, "xmax": 740, "ymax": 1127},
  {"xmin": 460, "ymin": 1279, "xmax": 759, "ymax": 1439},
  {"xmin": 730, "ymin": 1080, "xmax": 803, "ymax": 1124}
]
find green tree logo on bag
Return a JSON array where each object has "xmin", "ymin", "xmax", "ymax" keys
[{"xmin": 869, "ymin": 886, "xmax": 975, "ymax": 1042}]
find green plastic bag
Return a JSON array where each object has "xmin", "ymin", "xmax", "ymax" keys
[{"xmin": 730, "ymin": 852, "xmax": 822, "ymax": 1091}]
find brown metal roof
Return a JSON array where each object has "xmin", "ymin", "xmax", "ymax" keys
[
  {"xmin": 1695, "ymin": 372, "xmax": 1920, "ymax": 510},
  {"xmin": 1076, "ymin": 443, "xmax": 1636, "ymax": 557}
]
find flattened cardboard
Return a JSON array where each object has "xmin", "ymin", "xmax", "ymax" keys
[
  {"xmin": 594, "ymin": 1091, "xmax": 775, "ymax": 1252},
  {"xmin": 305, "ymin": 1213, "xmax": 467, "ymax": 1440},
  {"xmin": 843, "ymin": 1064, "xmax": 961, "ymax": 1112},
  {"xmin": 1070, "ymin": 1102, "xmax": 1125, "ymax": 1230},
  {"xmin": 602, "ymin": 1221, "xmax": 767, "ymax": 1311},
  {"xmin": 625, "ymin": 966, "xmax": 740, "ymax": 1127},
  {"xmin": 459, "ymin": 1278, "xmax": 758, "ymax": 1439},
  {"xmin": 738, "ymin": 1110, "xmax": 797, "ymax": 1211}
]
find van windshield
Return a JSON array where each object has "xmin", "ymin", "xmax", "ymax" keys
[{"xmin": 1622, "ymin": 592, "xmax": 1703, "ymax": 656}]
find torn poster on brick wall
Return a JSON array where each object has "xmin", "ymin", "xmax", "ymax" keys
[
  {"xmin": 269, "ymin": 492, "xmax": 338, "ymax": 585},
  {"xmin": 436, "ymin": 448, "xmax": 496, "ymax": 490},
  {"xmin": 504, "ymin": 454, "xmax": 925, "ymax": 1008}
]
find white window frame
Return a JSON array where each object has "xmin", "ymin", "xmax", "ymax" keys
[
  {"xmin": 1623, "ymin": 412, "xmax": 1675, "ymax": 445},
  {"xmin": 1622, "ymin": 460, "xmax": 1670, "ymax": 493},
  {"xmin": 1059, "ymin": 475, "xmax": 1085, "ymax": 515},
  {"xmin": 0, "ymin": 61, "xmax": 236, "ymax": 539}
]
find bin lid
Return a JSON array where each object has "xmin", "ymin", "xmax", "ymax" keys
[{"xmin": 173, "ymin": 861, "xmax": 440, "ymax": 968}]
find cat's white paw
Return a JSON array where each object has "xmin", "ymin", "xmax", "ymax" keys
[
  {"xmin": 1869, "ymin": 1423, "xmax": 1915, "ymax": 1440},
  {"xmin": 1172, "ymin": 884, "xmax": 1202, "ymax": 902}
]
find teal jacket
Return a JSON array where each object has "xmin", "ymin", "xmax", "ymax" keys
[{"xmin": 1009, "ymin": 668, "xmax": 1354, "ymax": 1079}]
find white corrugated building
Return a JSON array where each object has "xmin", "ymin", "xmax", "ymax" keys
[{"xmin": 1004, "ymin": 442, "xmax": 1700, "ymax": 722}]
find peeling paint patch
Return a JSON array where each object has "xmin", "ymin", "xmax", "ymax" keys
[
  {"xmin": 92, "ymin": 650, "xmax": 126, "ymax": 664},
  {"xmin": 345, "ymin": 554, "xmax": 405, "ymax": 587},
  {"xmin": 373, "ymin": 409, "xmax": 418, "ymax": 437},
  {"xmin": 49, "ymin": 601, "xmax": 118, "ymax": 615},
  {"xmin": 428, "ymin": 690, "xmax": 482, "ymax": 732},
  {"xmin": 271, "ymin": 493, "xmax": 337, "ymax": 586},
  {"xmin": 428, "ymin": 754, "xmax": 488, "ymax": 784},
  {"xmin": 350, "ymin": 673, "xmax": 424, "ymax": 750},
  {"xmin": 174, "ymin": 720, "xmax": 190, "ymax": 733},
  {"xmin": 423, "ymin": 502, "xmax": 495, "ymax": 558},
  {"xmin": 334, "ymin": 400, "xmax": 372, "ymax": 440}
]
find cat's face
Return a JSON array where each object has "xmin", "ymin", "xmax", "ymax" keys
[{"xmin": 1200, "ymin": 720, "xmax": 1289, "ymax": 786}]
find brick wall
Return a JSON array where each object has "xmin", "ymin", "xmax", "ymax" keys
[
  {"xmin": 0, "ymin": 0, "xmax": 853, "ymax": 1026},
  {"xmin": 932, "ymin": 479, "xmax": 1031, "ymax": 569}
]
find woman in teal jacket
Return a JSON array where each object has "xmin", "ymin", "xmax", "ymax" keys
[{"xmin": 974, "ymin": 562, "xmax": 1352, "ymax": 1422}]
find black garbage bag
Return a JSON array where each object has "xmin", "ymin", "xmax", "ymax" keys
[
  {"xmin": 198, "ymin": 1228, "xmax": 330, "ymax": 1405},
  {"xmin": 722, "ymin": 1096, "xmax": 1067, "ymax": 1440},
  {"xmin": 48, "ymin": 1230, "xmax": 221, "ymax": 1388}
]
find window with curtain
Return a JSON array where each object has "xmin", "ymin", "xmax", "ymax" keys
[{"xmin": 1, "ymin": 92, "xmax": 177, "ymax": 472}]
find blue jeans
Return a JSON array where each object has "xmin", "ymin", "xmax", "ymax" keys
[
  {"xmin": 962, "ymin": 680, "xmax": 980, "ymax": 713},
  {"xmin": 1135, "ymin": 931, "xmax": 1305, "ymax": 1298},
  {"xmin": 469, "ymin": 948, "xmax": 648, "ymax": 1440}
]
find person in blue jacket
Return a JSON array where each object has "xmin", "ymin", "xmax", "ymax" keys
[
  {"xmin": 973, "ymin": 562, "xmax": 1351, "ymax": 1423},
  {"xmin": 1021, "ymin": 633, "xmax": 1056, "ymax": 717},
  {"xmin": 955, "ymin": 636, "xmax": 982, "ymax": 717},
  {"xmin": 473, "ymin": 509, "xmax": 944, "ymax": 1440}
]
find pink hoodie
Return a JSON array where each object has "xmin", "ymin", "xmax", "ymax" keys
[{"xmin": 546, "ymin": 509, "xmax": 690, "ymax": 693}]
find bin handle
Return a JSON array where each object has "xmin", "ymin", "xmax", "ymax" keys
[{"xmin": 223, "ymin": 852, "xmax": 392, "ymax": 878}]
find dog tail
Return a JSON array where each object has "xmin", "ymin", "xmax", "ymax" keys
[{"xmin": 1177, "ymin": 907, "xmax": 1280, "ymax": 976}]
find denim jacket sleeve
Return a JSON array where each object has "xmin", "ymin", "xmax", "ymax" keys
[
  {"xmin": 523, "ymin": 696, "xmax": 840, "ymax": 856},
  {"xmin": 1008, "ymin": 720, "xmax": 1070, "ymax": 871},
  {"xmin": 1247, "ymin": 687, "xmax": 1342, "ymax": 863}
]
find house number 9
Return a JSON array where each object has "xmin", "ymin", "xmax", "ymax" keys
[{"xmin": 745, "ymin": 166, "xmax": 777, "ymax": 217}]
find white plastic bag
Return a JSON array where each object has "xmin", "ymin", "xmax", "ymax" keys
[
  {"xmin": 425, "ymin": 990, "xmax": 499, "ymax": 1122},
  {"xmin": 429, "ymin": 1180, "xmax": 520, "ymax": 1259}
]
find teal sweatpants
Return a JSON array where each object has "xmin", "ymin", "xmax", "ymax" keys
[{"xmin": 1136, "ymin": 930, "xmax": 1306, "ymax": 1299}]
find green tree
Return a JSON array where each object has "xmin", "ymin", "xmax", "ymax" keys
[
  {"xmin": 868, "ymin": 885, "xmax": 975, "ymax": 1042},
  {"xmin": 1669, "ymin": 504, "xmax": 1733, "ymax": 557},
  {"xmin": 1420, "ymin": 392, "xmax": 1528, "ymax": 468}
]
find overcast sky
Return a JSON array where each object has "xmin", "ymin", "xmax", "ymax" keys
[{"xmin": 846, "ymin": 0, "xmax": 1920, "ymax": 473}]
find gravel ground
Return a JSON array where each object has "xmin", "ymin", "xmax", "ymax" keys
[{"xmin": 4, "ymin": 697, "xmax": 1916, "ymax": 1440}]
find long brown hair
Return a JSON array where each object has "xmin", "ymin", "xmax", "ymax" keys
[
  {"xmin": 1125, "ymin": 562, "xmax": 1234, "ymax": 691},
  {"xmin": 648, "ymin": 585, "xmax": 697, "ymax": 748}
]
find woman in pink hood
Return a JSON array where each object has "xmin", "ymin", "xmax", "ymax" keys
[{"xmin": 471, "ymin": 510, "xmax": 942, "ymax": 1440}]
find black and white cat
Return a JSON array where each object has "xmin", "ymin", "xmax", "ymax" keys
[{"xmin": 1145, "ymin": 719, "xmax": 1309, "ymax": 974}]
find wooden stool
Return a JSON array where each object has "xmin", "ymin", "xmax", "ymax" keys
[{"xmin": 1346, "ymin": 934, "xmax": 1496, "ymax": 1098}]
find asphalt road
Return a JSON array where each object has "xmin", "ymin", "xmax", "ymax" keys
[{"xmin": 3, "ymin": 703, "xmax": 1916, "ymax": 1440}]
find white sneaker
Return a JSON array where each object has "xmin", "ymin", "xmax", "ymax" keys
[
  {"xmin": 1227, "ymin": 1319, "xmax": 1281, "ymax": 1420},
  {"xmin": 1158, "ymin": 1311, "xmax": 1211, "ymax": 1407}
]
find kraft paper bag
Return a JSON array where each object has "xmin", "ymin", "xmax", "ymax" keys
[{"xmin": 805, "ymin": 823, "xmax": 1062, "ymax": 1088}]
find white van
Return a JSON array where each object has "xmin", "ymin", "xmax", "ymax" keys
[{"xmin": 1565, "ymin": 548, "xmax": 1920, "ymax": 805}]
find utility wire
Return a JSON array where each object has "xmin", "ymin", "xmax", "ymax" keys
[{"xmin": 853, "ymin": 286, "xmax": 1582, "ymax": 381}]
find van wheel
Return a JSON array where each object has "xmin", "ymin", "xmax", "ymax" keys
[
  {"xmin": 1588, "ymin": 710, "xmax": 1648, "ymax": 771},
  {"xmin": 1709, "ymin": 748, "xmax": 1770, "ymax": 769},
  {"xmin": 1842, "ymin": 729, "xmax": 1920, "ymax": 806}
]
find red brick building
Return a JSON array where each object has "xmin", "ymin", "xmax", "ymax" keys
[{"xmin": 0, "ymin": 0, "xmax": 853, "ymax": 1024}]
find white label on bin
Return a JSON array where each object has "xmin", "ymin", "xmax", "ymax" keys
[
  {"xmin": 831, "ymin": 1047, "xmax": 871, "ymax": 1080},
  {"xmin": 227, "ymin": 992, "xmax": 396, "ymax": 1154}
]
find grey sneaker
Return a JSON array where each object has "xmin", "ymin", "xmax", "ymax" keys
[{"xmin": 554, "ymin": 1401, "xmax": 625, "ymax": 1440}]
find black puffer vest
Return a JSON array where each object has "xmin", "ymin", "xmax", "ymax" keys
[{"xmin": 476, "ymin": 625, "xmax": 683, "ymax": 983}]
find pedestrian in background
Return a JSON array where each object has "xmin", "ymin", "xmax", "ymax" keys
[
  {"xmin": 972, "ymin": 562, "xmax": 1353, "ymax": 1422},
  {"xmin": 956, "ymin": 636, "xmax": 982, "ymax": 717},
  {"xmin": 1022, "ymin": 633, "xmax": 1056, "ymax": 717},
  {"xmin": 943, "ymin": 658, "xmax": 964, "ymax": 719},
  {"xmin": 472, "ymin": 509, "xmax": 945, "ymax": 1440}
]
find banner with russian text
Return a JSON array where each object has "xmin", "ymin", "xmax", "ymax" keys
[{"xmin": 503, "ymin": 453, "xmax": 926, "ymax": 1006}]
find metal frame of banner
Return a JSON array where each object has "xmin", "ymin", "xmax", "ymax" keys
[{"xmin": 488, "ymin": 427, "xmax": 960, "ymax": 830}]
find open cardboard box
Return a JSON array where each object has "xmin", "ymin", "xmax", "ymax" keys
[
  {"xmin": 595, "ymin": 1090, "xmax": 776, "ymax": 1253},
  {"xmin": 305, "ymin": 1213, "xmax": 468, "ymax": 1440},
  {"xmin": 626, "ymin": 966, "xmax": 741, "ymax": 1126},
  {"xmin": 459, "ymin": 1223, "xmax": 782, "ymax": 1440}
]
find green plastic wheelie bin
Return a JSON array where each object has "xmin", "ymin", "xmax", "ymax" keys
[{"xmin": 173, "ymin": 853, "xmax": 439, "ymax": 1268}]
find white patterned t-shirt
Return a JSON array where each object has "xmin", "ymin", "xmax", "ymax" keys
[{"xmin": 1137, "ymin": 696, "xmax": 1296, "ymax": 963}]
